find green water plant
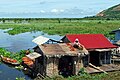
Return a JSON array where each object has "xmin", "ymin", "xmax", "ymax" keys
[
  {"xmin": 16, "ymin": 77, "xmax": 25, "ymax": 80},
  {"xmin": 0, "ymin": 48, "xmax": 26, "ymax": 63},
  {"xmin": 0, "ymin": 19, "xmax": 120, "ymax": 38}
]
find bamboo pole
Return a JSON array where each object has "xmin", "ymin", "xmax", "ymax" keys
[{"xmin": 89, "ymin": 63, "xmax": 108, "ymax": 74}]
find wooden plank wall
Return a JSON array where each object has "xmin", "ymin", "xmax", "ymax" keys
[
  {"xmin": 73, "ymin": 56, "xmax": 84, "ymax": 75},
  {"xmin": 46, "ymin": 57, "xmax": 59, "ymax": 77}
]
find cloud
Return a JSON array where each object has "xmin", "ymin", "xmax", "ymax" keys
[
  {"xmin": 51, "ymin": 9, "xmax": 64, "ymax": 13},
  {"xmin": 51, "ymin": 9, "xmax": 58, "ymax": 13},
  {"xmin": 60, "ymin": 9, "xmax": 64, "ymax": 12},
  {"xmin": 40, "ymin": 10, "xmax": 45, "ymax": 13}
]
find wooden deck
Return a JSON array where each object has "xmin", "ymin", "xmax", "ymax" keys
[{"xmin": 85, "ymin": 64, "xmax": 120, "ymax": 74}]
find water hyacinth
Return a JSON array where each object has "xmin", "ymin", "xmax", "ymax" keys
[{"xmin": 0, "ymin": 48, "xmax": 26, "ymax": 63}]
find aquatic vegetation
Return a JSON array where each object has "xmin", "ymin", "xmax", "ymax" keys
[
  {"xmin": 16, "ymin": 77, "xmax": 25, "ymax": 80},
  {"xmin": 0, "ymin": 48, "xmax": 26, "ymax": 63},
  {"xmin": 0, "ymin": 48, "xmax": 11, "ymax": 57},
  {"xmin": 0, "ymin": 19, "xmax": 120, "ymax": 38},
  {"xmin": 0, "ymin": 71, "xmax": 2, "ymax": 74},
  {"xmin": 15, "ymin": 65, "xmax": 24, "ymax": 70}
]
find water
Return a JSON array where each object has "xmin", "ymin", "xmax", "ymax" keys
[
  {"xmin": 0, "ymin": 63, "xmax": 31, "ymax": 80},
  {"xmin": 0, "ymin": 29, "xmax": 63, "ymax": 80},
  {"xmin": 0, "ymin": 29, "xmax": 63, "ymax": 52}
]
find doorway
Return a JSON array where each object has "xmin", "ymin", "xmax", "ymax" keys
[
  {"xmin": 58, "ymin": 56, "xmax": 74, "ymax": 77},
  {"xmin": 90, "ymin": 51, "xmax": 100, "ymax": 66}
]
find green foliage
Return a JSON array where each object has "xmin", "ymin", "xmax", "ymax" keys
[
  {"xmin": 0, "ymin": 19, "xmax": 119, "ymax": 39},
  {"xmin": 44, "ymin": 75, "xmax": 65, "ymax": 80},
  {"xmin": 93, "ymin": 4, "xmax": 120, "ymax": 20},
  {"xmin": 0, "ymin": 48, "xmax": 11, "ymax": 57},
  {"xmin": 43, "ymin": 68, "xmax": 106, "ymax": 80},
  {"xmin": 16, "ymin": 77, "xmax": 25, "ymax": 80},
  {"xmin": 0, "ymin": 48, "xmax": 26, "ymax": 63},
  {"xmin": 43, "ymin": 73, "xmax": 106, "ymax": 80}
]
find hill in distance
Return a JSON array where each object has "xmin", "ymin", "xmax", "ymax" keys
[
  {"xmin": 84, "ymin": 4, "xmax": 120, "ymax": 20},
  {"xmin": 96, "ymin": 4, "xmax": 120, "ymax": 19}
]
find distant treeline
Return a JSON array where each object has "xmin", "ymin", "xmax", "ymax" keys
[
  {"xmin": 84, "ymin": 16, "xmax": 120, "ymax": 20},
  {"xmin": 0, "ymin": 17, "xmax": 120, "ymax": 21},
  {"xmin": 0, "ymin": 18, "xmax": 91, "ymax": 24},
  {"xmin": 0, "ymin": 18, "xmax": 84, "ymax": 20}
]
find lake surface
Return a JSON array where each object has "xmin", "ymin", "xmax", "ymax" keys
[
  {"xmin": 0, "ymin": 29, "xmax": 63, "ymax": 52},
  {"xmin": 0, "ymin": 29, "xmax": 63, "ymax": 80},
  {"xmin": 0, "ymin": 63, "xmax": 31, "ymax": 80}
]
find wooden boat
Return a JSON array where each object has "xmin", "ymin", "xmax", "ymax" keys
[
  {"xmin": 0, "ymin": 55, "xmax": 20, "ymax": 66},
  {"xmin": 22, "ymin": 57, "xmax": 34, "ymax": 67}
]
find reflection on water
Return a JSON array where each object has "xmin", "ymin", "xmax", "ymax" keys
[
  {"xmin": 0, "ymin": 63, "xmax": 31, "ymax": 80},
  {"xmin": 0, "ymin": 29, "xmax": 63, "ymax": 80},
  {"xmin": 0, "ymin": 29, "xmax": 63, "ymax": 52}
]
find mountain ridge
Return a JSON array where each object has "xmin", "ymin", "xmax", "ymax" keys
[{"xmin": 96, "ymin": 4, "xmax": 120, "ymax": 18}]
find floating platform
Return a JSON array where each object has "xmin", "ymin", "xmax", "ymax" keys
[{"xmin": 85, "ymin": 64, "xmax": 120, "ymax": 74}]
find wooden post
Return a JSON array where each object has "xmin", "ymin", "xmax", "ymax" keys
[
  {"xmin": 53, "ymin": 57, "xmax": 55, "ymax": 75},
  {"xmin": 109, "ymin": 51, "xmax": 111, "ymax": 64},
  {"xmin": 99, "ymin": 52, "xmax": 102, "ymax": 65},
  {"xmin": 105, "ymin": 51, "xmax": 106, "ymax": 64}
]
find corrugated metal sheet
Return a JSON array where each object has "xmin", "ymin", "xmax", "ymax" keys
[
  {"xmin": 39, "ymin": 43, "xmax": 87, "ymax": 56},
  {"xmin": 116, "ymin": 40, "xmax": 120, "ymax": 45},
  {"xmin": 64, "ymin": 34, "xmax": 117, "ymax": 49},
  {"xmin": 110, "ymin": 29, "xmax": 120, "ymax": 34},
  {"xmin": 26, "ymin": 52, "xmax": 41, "ymax": 60},
  {"xmin": 32, "ymin": 36, "xmax": 49, "ymax": 45}
]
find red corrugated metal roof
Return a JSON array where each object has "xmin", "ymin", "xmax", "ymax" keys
[{"xmin": 66, "ymin": 34, "xmax": 117, "ymax": 49}]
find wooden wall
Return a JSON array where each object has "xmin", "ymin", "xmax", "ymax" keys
[
  {"xmin": 73, "ymin": 56, "xmax": 84, "ymax": 75},
  {"xmin": 46, "ymin": 57, "xmax": 59, "ymax": 77}
]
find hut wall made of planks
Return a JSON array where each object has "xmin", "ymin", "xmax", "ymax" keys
[
  {"xmin": 46, "ymin": 57, "xmax": 59, "ymax": 77},
  {"xmin": 72, "ymin": 56, "xmax": 84, "ymax": 75}
]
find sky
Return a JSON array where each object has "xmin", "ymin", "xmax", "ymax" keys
[{"xmin": 0, "ymin": 0, "xmax": 120, "ymax": 18}]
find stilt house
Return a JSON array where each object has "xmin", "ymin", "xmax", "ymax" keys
[
  {"xmin": 30, "ymin": 34, "xmax": 117, "ymax": 77},
  {"xmin": 110, "ymin": 29, "xmax": 120, "ymax": 45},
  {"xmin": 110, "ymin": 29, "xmax": 120, "ymax": 42},
  {"xmin": 61, "ymin": 34, "xmax": 117, "ymax": 66},
  {"xmin": 33, "ymin": 43, "xmax": 89, "ymax": 77}
]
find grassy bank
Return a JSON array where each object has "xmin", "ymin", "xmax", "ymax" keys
[
  {"xmin": 42, "ymin": 71, "xmax": 120, "ymax": 80},
  {"xmin": 0, "ymin": 19, "xmax": 120, "ymax": 38}
]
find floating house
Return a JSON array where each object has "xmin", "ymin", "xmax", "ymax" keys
[
  {"xmin": 33, "ymin": 43, "xmax": 89, "ymax": 77},
  {"xmin": 110, "ymin": 29, "xmax": 120, "ymax": 45},
  {"xmin": 110, "ymin": 29, "xmax": 120, "ymax": 41},
  {"xmin": 61, "ymin": 34, "xmax": 117, "ymax": 66},
  {"xmin": 24, "ymin": 34, "xmax": 118, "ymax": 78}
]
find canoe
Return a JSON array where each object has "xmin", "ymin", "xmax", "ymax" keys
[{"xmin": 0, "ymin": 55, "xmax": 20, "ymax": 66}]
